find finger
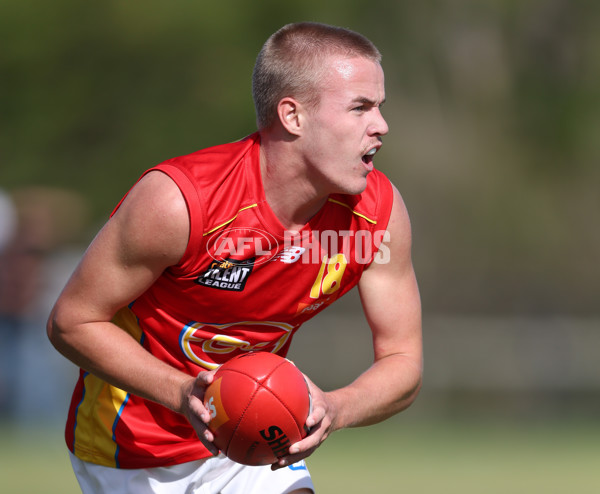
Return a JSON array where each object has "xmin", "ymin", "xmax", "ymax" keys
[
  {"xmin": 188, "ymin": 393, "xmax": 212, "ymax": 423},
  {"xmin": 271, "ymin": 446, "xmax": 315, "ymax": 471},
  {"xmin": 187, "ymin": 371, "xmax": 217, "ymax": 421},
  {"xmin": 290, "ymin": 426, "xmax": 323, "ymax": 455},
  {"xmin": 192, "ymin": 370, "xmax": 216, "ymax": 395},
  {"xmin": 271, "ymin": 421, "xmax": 326, "ymax": 471},
  {"xmin": 186, "ymin": 411, "xmax": 220, "ymax": 456},
  {"xmin": 196, "ymin": 369, "xmax": 216, "ymax": 384},
  {"xmin": 305, "ymin": 401, "xmax": 326, "ymax": 430}
]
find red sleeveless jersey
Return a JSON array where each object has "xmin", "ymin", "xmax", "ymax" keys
[{"xmin": 65, "ymin": 133, "xmax": 394, "ymax": 468}]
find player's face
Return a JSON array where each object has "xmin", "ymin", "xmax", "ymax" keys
[{"xmin": 302, "ymin": 56, "xmax": 389, "ymax": 195}]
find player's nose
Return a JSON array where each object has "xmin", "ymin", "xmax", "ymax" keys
[{"xmin": 370, "ymin": 108, "xmax": 389, "ymax": 137}]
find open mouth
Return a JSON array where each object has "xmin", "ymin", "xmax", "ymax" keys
[{"xmin": 362, "ymin": 147, "xmax": 378, "ymax": 165}]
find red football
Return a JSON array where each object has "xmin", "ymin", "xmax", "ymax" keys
[{"xmin": 203, "ymin": 352, "xmax": 311, "ymax": 465}]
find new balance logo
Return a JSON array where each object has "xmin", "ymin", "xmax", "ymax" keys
[{"xmin": 273, "ymin": 246, "xmax": 306, "ymax": 264}]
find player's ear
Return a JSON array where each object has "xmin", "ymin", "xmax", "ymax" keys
[{"xmin": 276, "ymin": 97, "xmax": 303, "ymax": 136}]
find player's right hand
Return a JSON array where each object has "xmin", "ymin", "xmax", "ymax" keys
[{"xmin": 180, "ymin": 370, "xmax": 220, "ymax": 455}]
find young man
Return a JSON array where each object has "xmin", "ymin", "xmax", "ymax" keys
[{"xmin": 48, "ymin": 22, "xmax": 422, "ymax": 493}]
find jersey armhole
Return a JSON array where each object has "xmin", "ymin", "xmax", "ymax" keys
[
  {"xmin": 126, "ymin": 164, "xmax": 206, "ymax": 273},
  {"xmin": 367, "ymin": 171, "xmax": 394, "ymax": 268}
]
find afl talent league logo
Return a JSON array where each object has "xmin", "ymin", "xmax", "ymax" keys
[{"xmin": 196, "ymin": 258, "xmax": 255, "ymax": 291}]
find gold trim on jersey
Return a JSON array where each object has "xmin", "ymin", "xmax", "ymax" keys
[
  {"xmin": 203, "ymin": 204, "xmax": 259, "ymax": 236},
  {"xmin": 327, "ymin": 198, "xmax": 378, "ymax": 224}
]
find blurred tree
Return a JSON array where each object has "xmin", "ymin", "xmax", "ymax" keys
[{"xmin": 1, "ymin": 0, "xmax": 598, "ymax": 314}]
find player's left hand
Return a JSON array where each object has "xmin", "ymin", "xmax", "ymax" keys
[{"xmin": 271, "ymin": 374, "xmax": 337, "ymax": 470}]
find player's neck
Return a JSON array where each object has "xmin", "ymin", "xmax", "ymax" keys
[{"xmin": 259, "ymin": 134, "xmax": 329, "ymax": 231}]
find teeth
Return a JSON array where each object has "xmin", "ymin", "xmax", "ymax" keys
[{"xmin": 366, "ymin": 148, "xmax": 377, "ymax": 156}]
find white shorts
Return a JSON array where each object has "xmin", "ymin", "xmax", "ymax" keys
[{"xmin": 69, "ymin": 452, "xmax": 314, "ymax": 494}]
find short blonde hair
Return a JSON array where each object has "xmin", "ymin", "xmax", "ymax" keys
[{"xmin": 252, "ymin": 22, "xmax": 381, "ymax": 129}]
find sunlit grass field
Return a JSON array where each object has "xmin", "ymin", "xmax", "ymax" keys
[
  {"xmin": 2, "ymin": 418, "xmax": 598, "ymax": 493},
  {"xmin": 309, "ymin": 418, "xmax": 600, "ymax": 493}
]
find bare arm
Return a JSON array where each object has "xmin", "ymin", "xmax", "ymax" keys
[
  {"xmin": 47, "ymin": 171, "xmax": 217, "ymax": 448},
  {"xmin": 325, "ymin": 185, "xmax": 422, "ymax": 429},
  {"xmin": 277, "ymin": 185, "xmax": 422, "ymax": 467}
]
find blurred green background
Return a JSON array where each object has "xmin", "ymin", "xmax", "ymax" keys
[{"xmin": 1, "ymin": 0, "xmax": 598, "ymax": 492}]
